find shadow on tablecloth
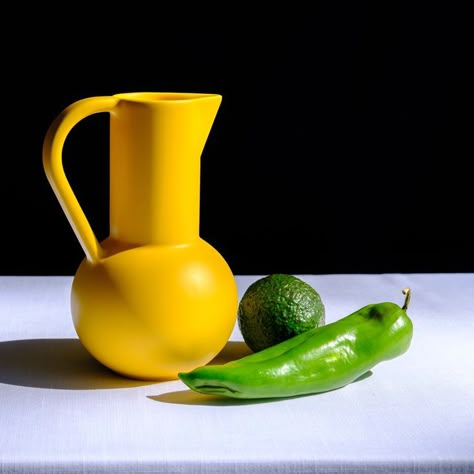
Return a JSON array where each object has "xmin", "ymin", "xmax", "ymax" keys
[
  {"xmin": 0, "ymin": 339, "xmax": 253, "ymax": 391},
  {"xmin": 150, "ymin": 369, "xmax": 373, "ymax": 407},
  {"xmin": 0, "ymin": 338, "xmax": 156, "ymax": 390}
]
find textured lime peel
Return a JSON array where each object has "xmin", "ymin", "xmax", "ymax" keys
[{"xmin": 238, "ymin": 274, "xmax": 325, "ymax": 352}]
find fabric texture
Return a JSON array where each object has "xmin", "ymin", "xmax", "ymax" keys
[{"xmin": 1, "ymin": 274, "xmax": 473, "ymax": 473}]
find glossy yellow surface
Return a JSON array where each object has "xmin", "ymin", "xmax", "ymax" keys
[{"xmin": 43, "ymin": 93, "xmax": 238, "ymax": 380}]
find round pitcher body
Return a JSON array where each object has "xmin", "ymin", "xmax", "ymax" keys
[
  {"xmin": 71, "ymin": 238, "xmax": 238, "ymax": 380},
  {"xmin": 43, "ymin": 92, "xmax": 237, "ymax": 380}
]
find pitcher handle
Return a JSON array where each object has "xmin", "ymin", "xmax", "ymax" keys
[{"xmin": 43, "ymin": 96, "xmax": 119, "ymax": 264}]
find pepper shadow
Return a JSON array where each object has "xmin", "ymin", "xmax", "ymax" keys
[
  {"xmin": 0, "ymin": 338, "xmax": 156, "ymax": 390},
  {"xmin": 150, "ymin": 370, "xmax": 373, "ymax": 406}
]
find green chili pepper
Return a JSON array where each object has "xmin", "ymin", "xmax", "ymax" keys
[{"xmin": 178, "ymin": 288, "xmax": 414, "ymax": 399}]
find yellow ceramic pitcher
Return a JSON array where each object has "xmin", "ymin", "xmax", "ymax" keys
[{"xmin": 43, "ymin": 92, "xmax": 238, "ymax": 380}]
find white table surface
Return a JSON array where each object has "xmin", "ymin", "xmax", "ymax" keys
[{"xmin": 0, "ymin": 273, "xmax": 473, "ymax": 473}]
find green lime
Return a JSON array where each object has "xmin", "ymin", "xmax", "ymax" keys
[{"xmin": 238, "ymin": 274, "xmax": 325, "ymax": 352}]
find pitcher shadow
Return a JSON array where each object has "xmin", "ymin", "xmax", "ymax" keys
[
  {"xmin": 0, "ymin": 338, "xmax": 157, "ymax": 390},
  {"xmin": 208, "ymin": 340, "xmax": 253, "ymax": 365}
]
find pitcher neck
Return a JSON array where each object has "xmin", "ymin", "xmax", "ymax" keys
[{"xmin": 108, "ymin": 93, "xmax": 221, "ymax": 246}]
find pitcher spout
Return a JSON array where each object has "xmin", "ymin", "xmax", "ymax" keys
[{"xmin": 109, "ymin": 93, "xmax": 222, "ymax": 247}]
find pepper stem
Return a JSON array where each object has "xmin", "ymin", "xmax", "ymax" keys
[{"xmin": 402, "ymin": 288, "xmax": 411, "ymax": 311}]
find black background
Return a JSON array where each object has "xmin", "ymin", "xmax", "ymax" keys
[{"xmin": 1, "ymin": 3, "xmax": 471, "ymax": 276}]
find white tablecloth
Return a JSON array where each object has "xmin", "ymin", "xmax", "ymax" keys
[{"xmin": 1, "ymin": 274, "xmax": 473, "ymax": 473}]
